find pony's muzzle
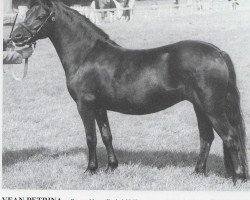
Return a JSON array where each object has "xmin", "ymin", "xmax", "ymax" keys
[{"xmin": 11, "ymin": 26, "xmax": 31, "ymax": 46}]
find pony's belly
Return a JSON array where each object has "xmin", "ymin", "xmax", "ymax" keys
[{"xmin": 103, "ymin": 88, "xmax": 184, "ymax": 115}]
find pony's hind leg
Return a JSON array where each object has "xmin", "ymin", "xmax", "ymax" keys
[
  {"xmin": 95, "ymin": 109, "xmax": 118, "ymax": 171},
  {"xmin": 224, "ymin": 83, "xmax": 248, "ymax": 181},
  {"xmin": 207, "ymin": 112, "xmax": 246, "ymax": 182},
  {"xmin": 194, "ymin": 106, "xmax": 214, "ymax": 175}
]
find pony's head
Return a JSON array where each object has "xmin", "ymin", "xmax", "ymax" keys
[{"xmin": 11, "ymin": 0, "xmax": 56, "ymax": 46}]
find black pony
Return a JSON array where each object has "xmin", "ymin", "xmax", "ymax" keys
[{"xmin": 11, "ymin": 0, "xmax": 248, "ymax": 183}]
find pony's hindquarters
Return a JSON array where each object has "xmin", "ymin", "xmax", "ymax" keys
[
  {"xmin": 199, "ymin": 51, "xmax": 249, "ymax": 182},
  {"xmin": 176, "ymin": 41, "xmax": 249, "ymax": 182}
]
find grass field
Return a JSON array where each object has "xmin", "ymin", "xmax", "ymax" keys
[{"xmin": 2, "ymin": 1, "xmax": 250, "ymax": 190}]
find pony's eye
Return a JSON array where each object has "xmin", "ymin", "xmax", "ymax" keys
[{"xmin": 36, "ymin": 15, "xmax": 45, "ymax": 20}]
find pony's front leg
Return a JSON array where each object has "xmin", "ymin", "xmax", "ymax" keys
[
  {"xmin": 77, "ymin": 101, "xmax": 98, "ymax": 173},
  {"xmin": 95, "ymin": 108, "xmax": 118, "ymax": 171}
]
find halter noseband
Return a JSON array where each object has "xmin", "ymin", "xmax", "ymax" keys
[{"xmin": 19, "ymin": 11, "xmax": 55, "ymax": 40}]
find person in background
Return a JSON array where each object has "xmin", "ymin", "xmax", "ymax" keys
[
  {"xmin": 173, "ymin": 0, "xmax": 179, "ymax": 12},
  {"xmin": 196, "ymin": 0, "xmax": 203, "ymax": 10},
  {"xmin": 228, "ymin": 0, "xmax": 239, "ymax": 10},
  {"xmin": 173, "ymin": 0, "xmax": 179, "ymax": 7},
  {"xmin": 3, "ymin": 38, "xmax": 33, "ymax": 64},
  {"xmin": 173, "ymin": 0, "xmax": 179, "ymax": 4}
]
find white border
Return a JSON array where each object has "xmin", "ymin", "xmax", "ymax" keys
[
  {"xmin": 1, "ymin": 190, "xmax": 250, "ymax": 200},
  {"xmin": 1, "ymin": 1, "xmax": 250, "ymax": 199}
]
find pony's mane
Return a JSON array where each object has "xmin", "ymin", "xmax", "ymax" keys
[
  {"xmin": 29, "ymin": 0, "xmax": 49, "ymax": 8},
  {"xmin": 60, "ymin": 3, "xmax": 110, "ymax": 39}
]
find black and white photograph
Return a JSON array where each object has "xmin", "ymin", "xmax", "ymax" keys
[{"xmin": 1, "ymin": 0, "xmax": 250, "ymax": 198}]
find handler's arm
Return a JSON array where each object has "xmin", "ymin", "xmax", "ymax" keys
[{"xmin": 3, "ymin": 51, "xmax": 23, "ymax": 64}]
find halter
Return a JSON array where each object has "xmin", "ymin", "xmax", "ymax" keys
[
  {"xmin": 10, "ymin": 12, "xmax": 55, "ymax": 81},
  {"xmin": 19, "ymin": 11, "xmax": 55, "ymax": 41}
]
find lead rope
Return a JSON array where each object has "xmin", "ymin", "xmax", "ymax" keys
[
  {"xmin": 9, "ymin": 11, "xmax": 55, "ymax": 81},
  {"xmin": 8, "ymin": 13, "xmax": 31, "ymax": 81},
  {"xmin": 10, "ymin": 55, "xmax": 29, "ymax": 81},
  {"xmin": 10, "ymin": 43, "xmax": 36, "ymax": 81}
]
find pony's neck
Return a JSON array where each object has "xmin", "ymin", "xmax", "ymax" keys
[{"xmin": 49, "ymin": 3, "xmax": 111, "ymax": 80}]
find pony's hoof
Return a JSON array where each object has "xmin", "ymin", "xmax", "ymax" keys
[
  {"xmin": 241, "ymin": 178, "xmax": 248, "ymax": 183},
  {"xmin": 105, "ymin": 163, "xmax": 118, "ymax": 173},
  {"xmin": 194, "ymin": 168, "xmax": 207, "ymax": 177},
  {"xmin": 233, "ymin": 174, "xmax": 248, "ymax": 185},
  {"xmin": 85, "ymin": 167, "xmax": 98, "ymax": 175},
  {"xmin": 105, "ymin": 167, "xmax": 114, "ymax": 173}
]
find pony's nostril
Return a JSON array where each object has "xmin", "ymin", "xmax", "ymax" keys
[{"xmin": 15, "ymin": 33, "xmax": 22, "ymax": 39}]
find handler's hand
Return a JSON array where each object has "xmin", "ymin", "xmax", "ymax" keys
[
  {"xmin": 4, "ymin": 38, "xmax": 15, "ymax": 50},
  {"xmin": 18, "ymin": 47, "xmax": 34, "ymax": 59},
  {"xmin": 3, "ymin": 38, "xmax": 12, "ymax": 44}
]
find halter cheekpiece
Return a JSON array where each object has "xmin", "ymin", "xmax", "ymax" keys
[{"xmin": 19, "ymin": 11, "xmax": 55, "ymax": 39}]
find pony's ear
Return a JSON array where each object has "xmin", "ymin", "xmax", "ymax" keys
[
  {"xmin": 29, "ymin": 0, "xmax": 40, "ymax": 8},
  {"xmin": 29, "ymin": 0, "xmax": 53, "ymax": 8},
  {"xmin": 40, "ymin": 0, "xmax": 53, "ymax": 8}
]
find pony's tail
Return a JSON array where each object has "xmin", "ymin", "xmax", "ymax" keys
[{"xmin": 222, "ymin": 51, "xmax": 249, "ymax": 180}]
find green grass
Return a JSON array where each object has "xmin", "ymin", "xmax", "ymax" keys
[{"xmin": 2, "ymin": 5, "xmax": 250, "ymax": 190}]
